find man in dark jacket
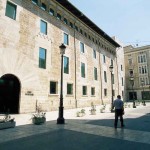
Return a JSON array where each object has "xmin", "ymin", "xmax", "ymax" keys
[{"xmin": 113, "ymin": 95, "xmax": 124, "ymax": 128}]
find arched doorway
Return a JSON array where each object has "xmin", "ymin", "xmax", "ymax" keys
[{"xmin": 0, "ymin": 74, "xmax": 20, "ymax": 114}]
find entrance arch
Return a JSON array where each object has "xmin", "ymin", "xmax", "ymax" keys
[{"xmin": 0, "ymin": 74, "xmax": 20, "ymax": 114}]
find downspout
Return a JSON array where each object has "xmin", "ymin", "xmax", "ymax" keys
[
  {"xmin": 73, "ymin": 22, "xmax": 77, "ymax": 108},
  {"xmin": 98, "ymin": 46, "xmax": 103, "ymax": 105}
]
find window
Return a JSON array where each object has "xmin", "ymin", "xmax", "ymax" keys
[
  {"xmin": 80, "ymin": 29, "xmax": 83, "ymax": 34},
  {"xmin": 103, "ymin": 55, "xmax": 106, "ymax": 63},
  {"xmin": 91, "ymin": 87, "xmax": 95, "ymax": 96},
  {"xmin": 5, "ymin": 1, "xmax": 17, "ymax": 20},
  {"xmin": 128, "ymin": 59, "xmax": 133, "ymax": 65},
  {"xmin": 41, "ymin": 3, "xmax": 46, "ymax": 11},
  {"xmin": 122, "ymin": 91, "xmax": 124, "ymax": 97},
  {"xmin": 80, "ymin": 42, "xmax": 84, "ymax": 53},
  {"xmin": 75, "ymin": 25, "xmax": 78, "ymax": 31},
  {"xmin": 67, "ymin": 83, "xmax": 73, "ymax": 95},
  {"xmin": 64, "ymin": 33, "xmax": 69, "ymax": 45},
  {"xmin": 82, "ymin": 86, "xmax": 87, "ymax": 95},
  {"xmin": 112, "ymin": 74, "xmax": 114, "ymax": 84},
  {"xmin": 64, "ymin": 18, "xmax": 68, "ymax": 24},
  {"xmin": 121, "ymin": 65, "xmax": 123, "ymax": 71},
  {"xmin": 39, "ymin": 48, "xmax": 46, "ymax": 69},
  {"xmin": 122, "ymin": 77, "xmax": 124, "ymax": 86},
  {"xmin": 113, "ymin": 90, "xmax": 115, "ymax": 96},
  {"xmin": 93, "ymin": 49, "xmax": 96, "ymax": 59},
  {"xmin": 64, "ymin": 56, "xmax": 69, "ymax": 74},
  {"xmin": 32, "ymin": 0, "xmax": 38, "ymax": 5},
  {"xmin": 111, "ymin": 59, "xmax": 113, "ymax": 66},
  {"xmin": 57, "ymin": 13, "xmax": 61, "ymax": 20},
  {"xmin": 104, "ymin": 71, "xmax": 107, "ymax": 82},
  {"xmin": 40, "ymin": 20, "xmax": 47, "ymax": 35},
  {"xmin": 129, "ymin": 70, "xmax": 133, "ymax": 76},
  {"xmin": 81, "ymin": 62, "xmax": 85, "ymax": 78},
  {"xmin": 49, "ymin": 8, "xmax": 54, "ymax": 16},
  {"xmin": 94, "ymin": 67, "xmax": 97, "ymax": 80},
  {"xmin": 104, "ymin": 89, "xmax": 107, "ymax": 96},
  {"xmin": 50, "ymin": 81, "xmax": 58, "ymax": 94},
  {"xmin": 70, "ymin": 22, "xmax": 73, "ymax": 28}
]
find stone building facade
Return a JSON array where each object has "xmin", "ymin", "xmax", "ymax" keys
[
  {"xmin": 124, "ymin": 45, "xmax": 150, "ymax": 101},
  {"xmin": 0, "ymin": 0, "xmax": 124, "ymax": 113}
]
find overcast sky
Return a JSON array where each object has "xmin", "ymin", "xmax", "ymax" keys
[{"xmin": 69, "ymin": 0, "xmax": 150, "ymax": 47}]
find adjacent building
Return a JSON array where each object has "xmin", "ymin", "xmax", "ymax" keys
[
  {"xmin": 0, "ymin": 0, "xmax": 124, "ymax": 113},
  {"xmin": 124, "ymin": 45, "xmax": 150, "ymax": 101}
]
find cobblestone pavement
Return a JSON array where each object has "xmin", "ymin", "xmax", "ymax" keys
[{"xmin": 0, "ymin": 103, "xmax": 150, "ymax": 150}]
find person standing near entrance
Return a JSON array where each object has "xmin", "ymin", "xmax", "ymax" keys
[{"xmin": 113, "ymin": 95, "xmax": 124, "ymax": 128}]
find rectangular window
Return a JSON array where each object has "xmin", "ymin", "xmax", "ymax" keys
[
  {"xmin": 104, "ymin": 71, "xmax": 107, "ymax": 82},
  {"xmin": 129, "ymin": 70, "xmax": 133, "ymax": 76},
  {"xmin": 128, "ymin": 59, "xmax": 133, "ymax": 65},
  {"xmin": 64, "ymin": 56, "xmax": 69, "ymax": 74},
  {"xmin": 82, "ymin": 86, "xmax": 87, "ymax": 95},
  {"xmin": 94, "ymin": 67, "xmax": 97, "ymax": 80},
  {"xmin": 39, "ymin": 47, "xmax": 46, "ymax": 69},
  {"xmin": 75, "ymin": 25, "xmax": 78, "ymax": 31},
  {"xmin": 5, "ymin": 1, "xmax": 17, "ymax": 20},
  {"xmin": 91, "ymin": 87, "xmax": 95, "ymax": 96},
  {"xmin": 50, "ymin": 81, "xmax": 57, "ymax": 94},
  {"xmin": 70, "ymin": 22, "xmax": 73, "ymax": 28},
  {"xmin": 93, "ymin": 49, "xmax": 96, "ymax": 59},
  {"xmin": 32, "ymin": 0, "xmax": 38, "ymax": 5},
  {"xmin": 121, "ymin": 65, "xmax": 123, "ymax": 71},
  {"xmin": 122, "ymin": 91, "xmax": 124, "ymax": 97},
  {"xmin": 122, "ymin": 77, "xmax": 124, "ymax": 86},
  {"xmin": 112, "ymin": 74, "xmax": 114, "ymax": 84},
  {"xmin": 103, "ymin": 55, "xmax": 106, "ymax": 63},
  {"xmin": 57, "ymin": 13, "xmax": 61, "ymax": 20},
  {"xmin": 67, "ymin": 83, "xmax": 73, "ymax": 95},
  {"xmin": 64, "ymin": 33, "xmax": 69, "ymax": 45},
  {"xmin": 40, "ymin": 20, "xmax": 47, "ymax": 35},
  {"xmin": 41, "ymin": 3, "xmax": 46, "ymax": 11},
  {"xmin": 80, "ymin": 42, "xmax": 84, "ymax": 53},
  {"xmin": 49, "ymin": 8, "xmax": 54, "ymax": 16},
  {"xmin": 104, "ymin": 89, "xmax": 107, "ymax": 96},
  {"xmin": 111, "ymin": 59, "xmax": 113, "ymax": 66},
  {"xmin": 81, "ymin": 62, "xmax": 85, "ymax": 78},
  {"xmin": 113, "ymin": 90, "xmax": 115, "ymax": 96},
  {"xmin": 64, "ymin": 18, "xmax": 68, "ymax": 24}
]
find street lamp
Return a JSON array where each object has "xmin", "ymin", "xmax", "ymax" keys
[
  {"xmin": 57, "ymin": 43, "xmax": 66, "ymax": 124},
  {"xmin": 130, "ymin": 76, "xmax": 136, "ymax": 108},
  {"xmin": 109, "ymin": 65, "xmax": 114, "ymax": 112}
]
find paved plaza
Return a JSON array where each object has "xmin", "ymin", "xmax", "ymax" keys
[{"xmin": 0, "ymin": 103, "xmax": 150, "ymax": 150}]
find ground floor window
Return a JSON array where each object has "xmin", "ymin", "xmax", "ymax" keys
[{"xmin": 50, "ymin": 81, "xmax": 58, "ymax": 94}]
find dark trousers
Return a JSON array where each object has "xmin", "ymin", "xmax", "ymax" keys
[{"xmin": 114, "ymin": 109, "xmax": 124, "ymax": 127}]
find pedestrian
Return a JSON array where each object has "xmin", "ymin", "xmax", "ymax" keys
[{"xmin": 113, "ymin": 95, "xmax": 125, "ymax": 128}]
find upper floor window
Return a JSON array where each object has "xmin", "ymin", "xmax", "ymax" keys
[
  {"xmin": 49, "ymin": 8, "xmax": 54, "ymax": 16},
  {"xmin": 41, "ymin": 3, "xmax": 46, "ymax": 11},
  {"xmin": 69, "ymin": 22, "xmax": 73, "ymax": 28},
  {"xmin": 128, "ymin": 58, "xmax": 133, "ymax": 65},
  {"xmin": 93, "ymin": 49, "xmax": 96, "ymax": 59},
  {"xmin": 104, "ymin": 89, "xmax": 107, "ymax": 96},
  {"xmin": 129, "ymin": 70, "xmax": 133, "ymax": 76},
  {"xmin": 57, "ymin": 13, "xmax": 61, "ymax": 20},
  {"xmin": 64, "ymin": 33, "xmax": 69, "ymax": 45},
  {"xmin": 81, "ymin": 62, "xmax": 85, "ymax": 78},
  {"xmin": 94, "ymin": 67, "xmax": 98, "ymax": 80},
  {"xmin": 138, "ymin": 54, "xmax": 146, "ymax": 63},
  {"xmin": 80, "ymin": 42, "xmax": 84, "ymax": 53},
  {"xmin": 103, "ymin": 55, "xmax": 106, "ymax": 63},
  {"xmin": 5, "ymin": 1, "xmax": 17, "ymax": 20},
  {"xmin": 64, "ymin": 56, "xmax": 69, "ymax": 74},
  {"xmin": 64, "ymin": 18, "xmax": 68, "ymax": 24},
  {"xmin": 121, "ymin": 65, "xmax": 123, "ymax": 71},
  {"xmin": 39, "ymin": 47, "xmax": 46, "ymax": 69},
  {"xmin": 104, "ymin": 71, "xmax": 107, "ymax": 82},
  {"xmin": 122, "ymin": 77, "xmax": 124, "ymax": 86},
  {"xmin": 32, "ymin": 0, "xmax": 38, "ymax": 5},
  {"xmin": 80, "ymin": 29, "xmax": 83, "ymax": 34},
  {"xmin": 75, "ymin": 25, "xmax": 78, "ymax": 31},
  {"xmin": 40, "ymin": 20, "xmax": 47, "ymax": 35},
  {"xmin": 112, "ymin": 74, "xmax": 114, "ymax": 84},
  {"xmin": 111, "ymin": 59, "xmax": 113, "ymax": 66}
]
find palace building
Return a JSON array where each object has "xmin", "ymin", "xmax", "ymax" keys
[{"xmin": 0, "ymin": 0, "xmax": 124, "ymax": 113}]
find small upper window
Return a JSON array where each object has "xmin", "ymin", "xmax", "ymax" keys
[
  {"xmin": 64, "ymin": 33, "xmax": 69, "ymax": 45},
  {"xmin": 41, "ymin": 3, "xmax": 46, "ymax": 11},
  {"xmin": 40, "ymin": 20, "xmax": 47, "ymax": 35},
  {"xmin": 5, "ymin": 1, "xmax": 17, "ymax": 20},
  {"xmin": 49, "ymin": 8, "xmax": 54, "ymax": 16},
  {"xmin": 93, "ymin": 49, "xmax": 96, "ymax": 59},
  {"xmin": 80, "ymin": 42, "xmax": 84, "ymax": 53},
  {"xmin": 70, "ymin": 22, "xmax": 73, "ymax": 28},
  {"xmin": 64, "ymin": 18, "xmax": 68, "ymax": 24},
  {"xmin": 57, "ymin": 13, "xmax": 61, "ymax": 20}
]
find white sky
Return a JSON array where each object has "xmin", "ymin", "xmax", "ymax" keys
[{"xmin": 69, "ymin": 0, "xmax": 150, "ymax": 47}]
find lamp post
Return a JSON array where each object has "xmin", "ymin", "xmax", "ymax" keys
[
  {"xmin": 57, "ymin": 43, "xmax": 66, "ymax": 124},
  {"xmin": 130, "ymin": 76, "xmax": 136, "ymax": 108},
  {"xmin": 109, "ymin": 65, "xmax": 114, "ymax": 112}
]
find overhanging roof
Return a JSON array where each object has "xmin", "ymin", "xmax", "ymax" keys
[{"xmin": 55, "ymin": 0, "xmax": 120, "ymax": 47}]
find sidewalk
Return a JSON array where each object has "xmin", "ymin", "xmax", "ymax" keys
[{"xmin": 0, "ymin": 103, "xmax": 150, "ymax": 150}]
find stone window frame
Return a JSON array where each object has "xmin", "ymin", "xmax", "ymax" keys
[
  {"xmin": 64, "ymin": 56, "xmax": 69, "ymax": 74},
  {"xmin": 67, "ymin": 83, "xmax": 73, "ymax": 95},
  {"xmin": 50, "ymin": 81, "xmax": 58, "ymax": 94},
  {"xmin": 39, "ymin": 47, "xmax": 47, "ymax": 69},
  {"xmin": 82, "ymin": 85, "xmax": 87, "ymax": 96},
  {"xmin": 40, "ymin": 19, "xmax": 47, "ymax": 35}
]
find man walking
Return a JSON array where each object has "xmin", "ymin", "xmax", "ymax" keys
[{"xmin": 113, "ymin": 95, "xmax": 124, "ymax": 128}]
